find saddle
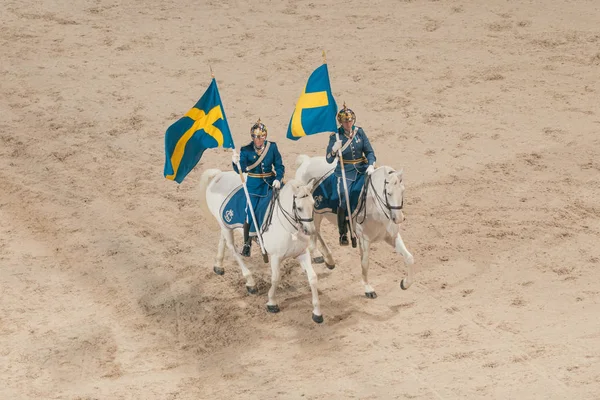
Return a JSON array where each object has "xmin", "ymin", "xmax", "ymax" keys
[
  {"xmin": 311, "ymin": 169, "xmax": 367, "ymax": 217},
  {"xmin": 220, "ymin": 184, "xmax": 287, "ymax": 235},
  {"xmin": 219, "ymin": 186, "xmax": 273, "ymax": 234}
]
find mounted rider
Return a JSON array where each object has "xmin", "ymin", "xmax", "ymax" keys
[
  {"xmin": 325, "ymin": 104, "xmax": 376, "ymax": 246},
  {"xmin": 232, "ymin": 119, "xmax": 285, "ymax": 257}
]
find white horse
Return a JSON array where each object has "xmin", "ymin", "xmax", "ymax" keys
[
  {"xmin": 295, "ymin": 155, "xmax": 415, "ymax": 298},
  {"xmin": 199, "ymin": 169, "xmax": 323, "ymax": 323}
]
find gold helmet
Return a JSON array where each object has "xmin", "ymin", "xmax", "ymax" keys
[
  {"xmin": 337, "ymin": 102, "xmax": 356, "ymax": 124},
  {"xmin": 250, "ymin": 118, "xmax": 268, "ymax": 139}
]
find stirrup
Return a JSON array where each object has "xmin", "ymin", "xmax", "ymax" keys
[
  {"xmin": 339, "ymin": 234, "xmax": 349, "ymax": 246},
  {"xmin": 240, "ymin": 243, "xmax": 251, "ymax": 257}
]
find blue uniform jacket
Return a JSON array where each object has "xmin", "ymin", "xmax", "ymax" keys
[
  {"xmin": 326, "ymin": 126, "xmax": 376, "ymax": 181},
  {"xmin": 233, "ymin": 141, "xmax": 285, "ymax": 197}
]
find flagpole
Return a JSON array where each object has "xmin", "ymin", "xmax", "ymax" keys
[
  {"xmin": 211, "ymin": 66, "xmax": 268, "ymax": 262},
  {"xmin": 234, "ymin": 156, "xmax": 269, "ymax": 263},
  {"xmin": 286, "ymin": 52, "xmax": 356, "ymax": 246},
  {"xmin": 335, "ymin": 130, "xmax": 357, "ymax": 248},
  {"xmin": 324, "ymin": 51, "xmax": 356, "ymax": 247}
]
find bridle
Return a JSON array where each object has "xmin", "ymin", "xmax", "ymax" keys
[
  {"xmin": 357, "ymin": 170, "xmax": 404, "ymax": 223},
  {"xmin": 263, "ymin": 189, "xmax": 314, "ymax": 234},
  {"xmin": 290, "ymin": 193, "xmax": 315, "ymax": 223},
  {"xmin": 382, "ymin": 177, "xmax": 404, "ymax": 211}
]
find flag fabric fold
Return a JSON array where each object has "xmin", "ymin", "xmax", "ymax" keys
[
  {"xmin": 286, "ymin": 63, "xmax": 338, "ymax": 141},
  {"xmin": 164, "ymin": 78, "xmax": 233, "ymax": 183}
]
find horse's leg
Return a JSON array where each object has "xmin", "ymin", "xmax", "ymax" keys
[
  {"xmin": 311, "ymin": 214, "xmax": 335, "ymax": 270},
  {"xmin": 222, "ymin": 228, "xmax": 258, "ymax": 294},
  {"xmin": 213, "ymin": 231, "xmax": 226, "ymax": 275},
  {"xmin": 384, "ymin": 229, "xmax": 415, "ymax": 290},
  {"xmin": 297, "ymin": 249, "xmax": 323, "ymax": 323},
  {"xmin": 395, "ymin": 232, "xmax": 415, "ymax": 290},
  {"xmin": 266, "ymin": 255, "xmax": 281, "ymax": 313},
  {"xmin": 309, "ymin": 214, "xmax": 324, "ymax": 264},
  {"xmin": 316, "ymin": 232, "xmax": 336, "ymax": 270},
  {"xmin": 315, "ymin": 214, "xmax": 336, "ymax": 270},
  {"xmin": 359, "ymin": 235, "xmax": 377, "ymax": 298}
]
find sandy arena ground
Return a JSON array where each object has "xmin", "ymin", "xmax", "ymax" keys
[{"xmin": 2, "ymin": 0, "xmax": 600, "ymax": 398}]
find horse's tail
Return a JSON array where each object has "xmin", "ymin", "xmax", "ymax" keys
[
  {"xmin": 295, "ymin": 154, "xmax": 311, "ymax": 182},
  {"xmin": 199, "ymin": 168, "xmax": 221, "ymax": 219}
]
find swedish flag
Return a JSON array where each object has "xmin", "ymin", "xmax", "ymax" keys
[
  {"xmin": 164, "ymin": 78, "xmax": 234, "ymax": 183},
  {"xmin": 286, "ymin": 63, "xmax": 338, "ymax": 141}
]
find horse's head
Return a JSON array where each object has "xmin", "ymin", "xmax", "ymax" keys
[
  {"xmin": 287, "ymin": 178, "xmax": 316, "ymax": 236},
  {"xmin": 378, "ymin": 168, "xmax": 405, "ymax": 224}
]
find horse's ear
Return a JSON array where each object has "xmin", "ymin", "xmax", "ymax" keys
[
  {"xmin": 307, "ymin": 178, "xmax": 316, "ymax": 189},
  {"xmin": 396, "ymin": 169, "xmax": 404, "ymax": 181},
  {"xmin": 288, "ymin": 179, "xmax": 302, "ymax": 191}
]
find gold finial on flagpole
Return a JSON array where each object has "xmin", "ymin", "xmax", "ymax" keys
[
  {"xmin": 322, "ymin": 50, "xmax": 327, "ymax": 64},
  {"xmin": 209, "ymin": 65, "xmax": 214, "ymax": 78}
]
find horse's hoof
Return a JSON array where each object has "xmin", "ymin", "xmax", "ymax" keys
[
  {"xmin": 325, "ymin": 263, "xmax": 335, "ymax": 270},
  {"xmin": 213, "ymin": 266, "xmax": 225, "ymax": 275},
  {"xmin": 267, "ymin": 304, "xmax": 280, "ymax": 313},
  {"xmin": 246, "ymin": 286, "xmax": 258, "ymax": 294},
  {"xmin": 312, "ymin": 313, "xmax": 324, "ymax": 324},
  {"xmin": 240, "ymin": 244, "xmax": 251, "ymax": 258},
  {"xmin": 400, "ymin": 279, "xmax": 410, "ymax": 290},
  {"xmin": 312, "ymin": 256, "xmax": 325, "ymax": 264},
  {"xmin": 365, "ymin": 291, "xmax": 377, "ymax": 299}
]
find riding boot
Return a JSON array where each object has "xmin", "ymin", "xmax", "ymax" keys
[
  {"xmin": 337, "ymin": 208, "xmax": 349, "ymax": 246},
  {"xmin": 241, "ymin": 222, "xmax": 252, "ymax": 257}
]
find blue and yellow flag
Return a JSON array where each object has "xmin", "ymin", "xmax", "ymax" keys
[
  {"xmin": 286, "ymin": 63, "xmax": 338, "ymax": 141},
  {"xmin": 164, "ymin": 78, "xmax": 234, "ymax": 183}
]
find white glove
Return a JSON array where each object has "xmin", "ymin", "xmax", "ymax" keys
[
  {"xmin": 272, "ymin": 179, "xmax": 281, "ymax": 189},
  {"xmin": 331, "ymin": 139, "xmax": 342, "ymax": 153},
  {"xmin": 366, "ymin": 165, "xmax": 375, "ymax": 175},
  {"xmin": 231, "ymin": 151, "xmax": 240, "ymax": 164}
]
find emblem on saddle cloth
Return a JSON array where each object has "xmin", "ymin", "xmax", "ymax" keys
[
  {"xmin": 312, "ymin": 170, "xmax": 367, "ymax": 215},
  {"xmin": 219, "ymin": 186, "xmax": 271, "ymax": 231},
  {"xmin": 224, "ymin": 209, "xmax": 234, "ymax": 223},
  {"xmin": 314, "ymin": 194, "xmax": 323, "ymax": 208}
]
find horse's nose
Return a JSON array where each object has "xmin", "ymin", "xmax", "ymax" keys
[{"xmin": 393, "ymin": 213, "xmax": 405, "ymax": 224}]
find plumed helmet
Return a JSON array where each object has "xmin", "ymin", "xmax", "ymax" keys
[
  {"xmin": 250, "ymin": 118, "xmax": 267, "ymax": 138},
  {"xmin": 337, "ymin": 102, "xmax": 356, "ymax": 124}
]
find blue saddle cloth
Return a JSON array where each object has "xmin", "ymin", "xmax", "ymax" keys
[
  {"xmin": 219, "ymin": 186, "xmax": 272, "ymax": 233},
  {"xmin": 312, "ymin": 170, "xmax": 366, "ymax": 216}
]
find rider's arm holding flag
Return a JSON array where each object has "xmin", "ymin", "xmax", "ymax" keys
[
  {"xmin": 231, "ymin": 149, "xmax": 245, "ymax": 174},
  {"xmin": 326, "ymin": 133, "xmax": 342, "ymax": 164}
]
